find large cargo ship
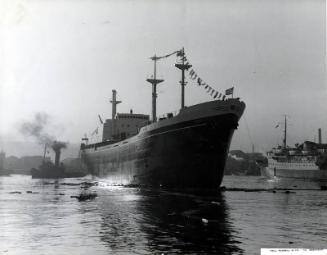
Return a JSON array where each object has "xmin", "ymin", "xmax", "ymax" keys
[
  {"xmin": 80, "ymin": 49, "xmax": 245, "ymax": 190},
  {"xmin": 261, "ymin": 116, "xmax": 327, "ymax": 188}
]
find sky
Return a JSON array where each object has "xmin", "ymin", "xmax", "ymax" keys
[{"xmin": 0, "ymin": 0, "xmax": 326, "ymax": 156}]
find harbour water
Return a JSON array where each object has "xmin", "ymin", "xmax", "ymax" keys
[{"xmin": 0, "ymin": 175, "xmax": 326, "ymax": 254}]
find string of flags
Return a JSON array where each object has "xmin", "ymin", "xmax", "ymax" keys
[
  {"xmin": 225, "ymin": 87, "xmax": 234, "ymax": 96},
  {"xmin": 152, "ymin": 50, "xmax": 180, "ymax": 61},
  {"xmin": 180, "ymin": 51, "xmax": 234, "ymax": 100},
  {"xmin": 159, "ymin": 50, "xmax": 180, "ymax": 60}
]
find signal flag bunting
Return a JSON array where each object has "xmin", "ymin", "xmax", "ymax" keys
[{"xmin": 225, "ymin": 87, "xmax": 234, "ymax": 98}]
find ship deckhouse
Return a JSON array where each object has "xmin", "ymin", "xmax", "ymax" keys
[{"xmin": 102, "ymin": 111, "xmax": 150, "ymax": 141}]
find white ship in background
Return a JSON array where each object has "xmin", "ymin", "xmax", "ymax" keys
[{"xmin": 261, "ymin": 116, "xmax": 327, "ymax": 188}]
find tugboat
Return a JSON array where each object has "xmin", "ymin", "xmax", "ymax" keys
[
  {"xmin": 31, "ymin": 141, "xmax": 86, "ymax": 179},
  {"xmin": 261, "ymin": 116, "xmax": 327, "ymax": 188},
  {"xmin": 80, "ymin": 49, "xmax": 246, "ymax": 190}
]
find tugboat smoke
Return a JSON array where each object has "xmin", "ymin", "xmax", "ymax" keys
[
  {"xmin": 19, "ymin": 112, "xmax": 55, "ymax": 146},
  {"xmin": 19, "ymin": 112, "xmax": 68, "ymax": 159}
]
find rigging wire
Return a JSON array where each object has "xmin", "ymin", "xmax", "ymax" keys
[
  {"xmin": 243, "ymin": 115, "xmax": 254, "ymax": 152},
  {"xmin": 150, "ymin": 50, "xmax": 181, "ymax": 61}
]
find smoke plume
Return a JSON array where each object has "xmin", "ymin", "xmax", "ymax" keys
[
  {"xmin": 20, "ymin": 113, "xmax": 67, "ymax": 153},
  {"xmin": 52, "ymin": 141, "xmax": 67, "ymax": 152},
  {"xmin": 20, "ymin": 112, "xmax": 54, "ymax": 145}
]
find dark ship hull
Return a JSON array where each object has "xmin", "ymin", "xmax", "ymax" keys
[{"xmin": 81, "ymin": 99, "xmax": 245, "ymax": 190}]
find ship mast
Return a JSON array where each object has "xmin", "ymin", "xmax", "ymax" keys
[
  {"xmin": 110, "ymin": 89, "xmax": 122, "ymax": 138},
  {"xmin": 283, "ymin": 115, "xmax": 287, "ymax": 149},
  {"xmin": 43, "ymin": 143, "xmax": 47, "ymax": 162},
  {"xmin": 175, "ymin": 48, "xmax": 192, "ymax": 109},
  {"xmin": 146, "ymin": 55, "xmax": 164, "ymax": 122}
]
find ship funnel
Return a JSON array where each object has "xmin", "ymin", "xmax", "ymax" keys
[
  {"xmin": 52, "ymin": 141, "xmax": 67, "ymax": 168},
  {"xmin": 318, "ymin": 128, "xmax": 322, "ymax": 144},
  {"xmin": 54, "ymin": 150, "xmax": 61, "ymax": 168}
]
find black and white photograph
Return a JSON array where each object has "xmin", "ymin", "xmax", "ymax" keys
[{"xmin": 0, "ymin": 0, "xmax": 326, "ymax": 254}]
